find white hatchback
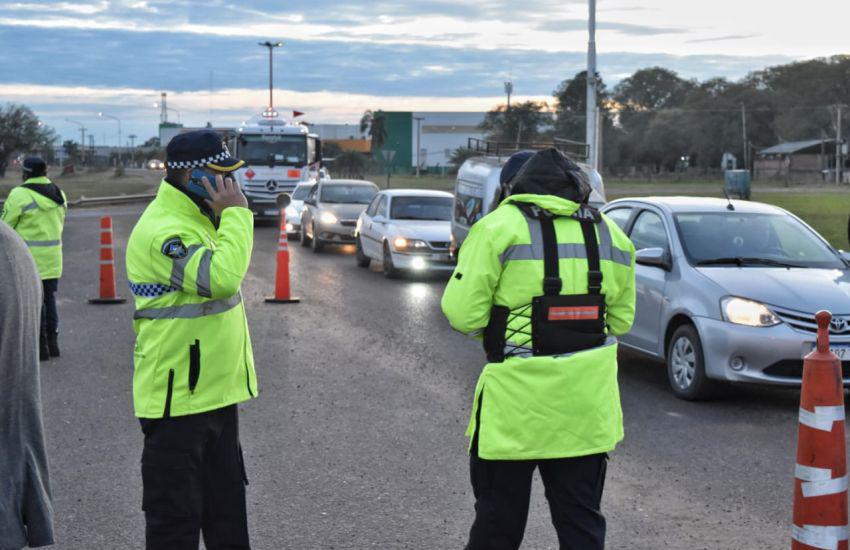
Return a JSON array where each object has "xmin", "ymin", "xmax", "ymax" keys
[{"xmin": 355, "ymin": 189, "xmax": 456, "ymax": 278}]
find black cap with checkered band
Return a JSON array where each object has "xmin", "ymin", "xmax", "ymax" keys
[{"xmin": 166, "ymin": 130, "xmax": 245, "ymax": 171}]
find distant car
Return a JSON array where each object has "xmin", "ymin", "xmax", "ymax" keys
[
  {"xmin": 300, "ymin": 179, "xmax": 379, "ymax": 253},
  {"xmin": 354, "ymin": 189, "xmax": 455, "ymax": 278},
  {"xmin": 147, "ymin": 159, "xmax": 165, "ymax": 170},
  {"xmin": 284, "ymin": 182, "xmax": 315, "ymax": 237},
  {"xmin": 601, "ymin": 196, "xmax": 850, "ymax": 400}
]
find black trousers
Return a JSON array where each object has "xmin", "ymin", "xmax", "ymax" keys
[
  {"xmin": 41, "ymin": 279, "xmax": 58, "ymax": 335},
  {"xmin": 466, "ymin": 450, "xmax": 608, "ymax": 550},
  {"xmin": 139, "ymin": 404, "xmax": 250, "ymax": 550}
]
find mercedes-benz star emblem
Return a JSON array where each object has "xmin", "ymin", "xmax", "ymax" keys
[
  {"xmin": 830, "ymin": 316, "xmax": 849, "ymax": 333},
  {"xmin": 265, "ymin": 180, "xmax": 278, "ymax": 191}
]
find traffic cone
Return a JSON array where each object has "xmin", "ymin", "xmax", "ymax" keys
[
  {"xmin": 88, "ymin": 215, "xmax": 126, "ymax": 304},
  {"xmin": 265, "ymin": 210, "xmax": 300, "ymax": 304},
  {"xmin": 792, "ymin": 310, "xmax": 848, "ymax": 549}
]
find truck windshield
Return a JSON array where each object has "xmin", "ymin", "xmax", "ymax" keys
[{"xmin": 239, "ymin": 134, "xmax": 306, "ymax": 166}]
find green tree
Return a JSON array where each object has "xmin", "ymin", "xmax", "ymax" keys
[
  {"xmin": 142, "ymin": 136, "xmax": 160, "ymax": 148},
  {"xmin": 479, "ymin": 100, "xmax": 551, "ymax": 144},
  {"xmin": 359, "ymin": 110, "xmax": 387, "ymax": 153},
  {"xmin": 614, "ymin": 67, "xmax": 694, "ymax": 115},
  {"xmin": 333, "ymin": 150, "xmax": 369, "ymax": 178},
  {"xmin": 62, "ymin": 140, "xmax": 80, "ymax": 163},
  {"xmin": 0, "ymin": 104, "xmax": 56, "ymax": 177},
  {"xmin": 448, "ymin": 147, "xmax": 480, "ymax": 173}
]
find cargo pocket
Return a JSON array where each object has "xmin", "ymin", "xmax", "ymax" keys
[
  {"xmin": 188, "ymin": 339, "xmax": 201, "ymax": 393},
  {"xmin": 141, "ymin": 446, "xmax": 201, "ymax": 518}
]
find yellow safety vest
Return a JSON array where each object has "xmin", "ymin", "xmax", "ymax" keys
[
  {"xmin": 0, "ymin": 177, "xmax": 66, "ymax": 279},
  {"xmin": 442, "ymin": 193, "xmax": 636, "ymax": 460},
  {"xmin": 126, "ymin": 180, "xmax": 257, "ymax": 418}
]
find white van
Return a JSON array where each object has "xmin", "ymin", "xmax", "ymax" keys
[{"xmin": 451, "ymin": 144, "xmax": 606, "ymax": 252}]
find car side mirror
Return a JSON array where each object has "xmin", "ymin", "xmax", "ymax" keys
[
  {"xmin": 276, "ymin": 193, "xmax": 291, "ymax": 208},
  {"xmin": 839, "ymin": 250, "xmax": 850, "ymax": 265},
  {"xmin": 373, "ymin": 215, "xmax": 387, "ymax": 224},
  {"xmin": 304, "ymin": 197, "xmax": 316, "ymax": 206},
  {"xmin": 636, "ymin": 247, "xmax": 671, "ymax": 270}
]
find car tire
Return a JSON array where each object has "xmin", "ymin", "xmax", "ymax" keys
[
  {"xmin": 300, "ymin": 222, "xmax": 310, "ymax": 247},
  {"xmin": 666, "ymin": 324, "xmax": 715, "ymax": 401},
  {"xmin": 382, "ymin": 242, "xmax": 400, "ymax": 279},
  {"xmin": 310, "ymin": 224, "xmax": 324, "ymax": 253},
  {"xmin": 355, "ymin": 236, "xmax": 370, "ymax": 268}
]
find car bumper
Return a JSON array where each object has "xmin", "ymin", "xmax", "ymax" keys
[
  {"xmin": 391, "ymin": 250, "xmax": 456, "ymax": 271},
  {"xmin": 315, "ymin": 222, "xmax": 358, "ymax": 243},
  {"xmin": 694, "ymin": 316, "xmax": 850, "ymax": 386}
]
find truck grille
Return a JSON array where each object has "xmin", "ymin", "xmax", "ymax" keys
[
  {"xmin": 242, "ymin": 181, "xmax": 297, "ymax": 201},
  {"xmin": 773, "ymin": 306, "xmax": 850, "ymax": 336}
]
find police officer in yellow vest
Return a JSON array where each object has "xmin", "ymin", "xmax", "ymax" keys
[
  {"xmin": 126, "ymin": 130, "xmax": 256, "ymax": 549},
  {"xmin": 1, "ymin": 156, "xmax": 67, "ymax": 361},
  {"xmin": 442, "ymin": 148, "xmax": 636, "ymax": 549}
]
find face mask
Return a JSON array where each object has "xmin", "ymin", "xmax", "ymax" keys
[{"xmin": 186, "ymin": 168, "xmax": 218, "ymax": 200}]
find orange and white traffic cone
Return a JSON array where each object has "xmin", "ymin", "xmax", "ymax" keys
[
  {"xmin": 265, "ymin": 210, "xmax": 300, "ymax": 304},
  {"xmin": 88, "ymin": 215, "xmax": 126, "ymax": 304},
  {"xmin": 792, "ymin": 310, "xmax": 848, "ymax": 550}
]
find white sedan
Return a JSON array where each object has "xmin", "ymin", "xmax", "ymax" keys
[
  {"xmin": 283, "ymin": 182, "xmax": 315, "ymax": 237},
  {"xmin": 355, "ymin": 189, "xmax": 456, "ymax": 278}
]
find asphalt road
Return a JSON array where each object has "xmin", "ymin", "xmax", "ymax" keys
[{"xmin": 37, "ymin": 204, "xmax": 827, "ymax": 549}]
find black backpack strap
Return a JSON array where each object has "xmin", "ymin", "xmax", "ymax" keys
[
  {"xmin": 579, "ymin": 220, "xmax": 603, "ymax": 295},
  {"xmin": 537, "ymin": 214, "xmax": 562, "ymax": 296}
]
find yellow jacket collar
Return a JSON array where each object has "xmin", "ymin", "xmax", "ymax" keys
[{"xmin": 23, "ymin": 176, "xmax": 52, "ymax": 185}]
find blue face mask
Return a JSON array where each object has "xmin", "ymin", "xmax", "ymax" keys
[{"xmin": 186, "ymin": 169, "xmax": 218, "ymax": 200}]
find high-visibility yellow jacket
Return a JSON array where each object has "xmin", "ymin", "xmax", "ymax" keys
[
  {"xmin": 442, "ymin": 193, "xmax": 636, "ymax": 460},
  {"xmin": 126, "ymin": 180, "xmax": 257, "ymax": 419},
  {"xmin": 1, "ymin": 177, "xmax": 67, "ymax": 280}
]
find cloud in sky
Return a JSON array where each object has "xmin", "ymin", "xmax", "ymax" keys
[{"xmin": 0, "ymin": 0, "xmax": 845, "ymax": 141}]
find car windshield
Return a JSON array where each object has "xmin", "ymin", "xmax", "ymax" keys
[
  {"xmin": 320, "ymin": 184, "xmax": 377, "ymax": 204},
  {"xmin": 238, "ymin": 134, "xmax": 307, "ymax": 165},
  {"xmin": 291, "ymin": 185, "xmax": 312, "ymax": 200},
  {"xmin": 390, "ymin": 196, "xmax": 453, "ymax": 221},
  {"xmin": 675, "ymin": 212, "xmax": 843, "ymax": 269}
]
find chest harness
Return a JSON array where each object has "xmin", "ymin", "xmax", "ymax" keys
[{"xmin": 483, "ymin": 203, "xmax": 608, "ymax": 362}]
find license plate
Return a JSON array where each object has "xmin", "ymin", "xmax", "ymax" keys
[
  {"xmin": 809, "ymin": 344, "xmax": 850, "ymax": 360},
  {"xmin": 264, "ymin": 209, "xmax": 279, "ymax": 216}
]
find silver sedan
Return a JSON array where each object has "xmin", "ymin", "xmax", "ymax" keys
[{"xmin": 602, "ymin": 197, "xmax": 850, "ymax": 400}]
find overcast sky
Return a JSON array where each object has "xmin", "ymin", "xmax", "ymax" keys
[{"xmin": 2, "ymin": 0, "xmax": 846, "ymax": 144}]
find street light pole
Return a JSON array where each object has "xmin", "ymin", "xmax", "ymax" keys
[
  {"xmin": 258, "ymin": 41, "xmax": 284, "ymax": 114},
  {"xmin": 413, "ymin": 116, "xmax": 424, "ymax": 177},
  {"xmin": 98, "ymin": 112, "xmax": 122, "ymax": 166},
  {"xmin": 586, "ymin": 0, "xmax": 599, "ymax": 170}
]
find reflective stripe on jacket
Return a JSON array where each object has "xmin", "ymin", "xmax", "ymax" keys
[
  {"xmin": 126, "ymin": 180, "xmax": 257, "ymax": 418},
  {"xmin": 0, "ymin": 177, "xmax": 66, "ymax": 279},
  {"xmin": 441, "ymin": 193, "xmax": 636, "ymax": 460}
]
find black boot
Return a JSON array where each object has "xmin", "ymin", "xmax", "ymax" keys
[
  {"xmin": 39, "ymin": 332, "xmax": 51, "ymax": 361},
  {"xmin": 48, "ymin": 332, "xmax": 60, "ymax": 358}
]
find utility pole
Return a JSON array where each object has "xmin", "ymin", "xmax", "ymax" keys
[
  {"xmin": 741, "ymin": 103, "xmax": 748, "ymax": 171},
  {"xmin": 837, "ymin": 104, "xmax": 844, "ymax": 185},
  {"xmin": 65, "ymin": 119, "xmax": 86, "ymax": 165},
  {"xmin": 504, "ymin": 80, "xmax": 513, "ymax": 110},
  {"xmin": 258, "ymin": 41, "xmax": 284, "ymax": 115},
  {"xmin": 586, "ymin": 0, "xmax": 599, "ymax": 170},
  {"xmin": 413, "ymin": 116, "xmax": 425, "ymax": 177}
]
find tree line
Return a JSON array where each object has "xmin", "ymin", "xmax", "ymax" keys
[{"xmin": 478, "ymin": 55, "xmax": 850, "ymax": 174}]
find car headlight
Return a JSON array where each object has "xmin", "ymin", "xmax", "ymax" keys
[
  {"xmin": 721, "ymin": 297, "xmax": 781, "ymax": 327},
  {"xmin": 319, "ymin": 211, "xmax": 338, "ymax": 225},
  {"xmin": 393, "ymin": 237, "xmax": 428, "ymax": 251}
]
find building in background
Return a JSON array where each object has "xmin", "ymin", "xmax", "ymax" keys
[
  {"xmin": 755, "ymin": 139, "xmax": 848, "ymax": 183},
  {"xmin": 310, "ymin": 124, "xmax": 370, "ymax": 154},
  {"xmin": 374, "ymin": 112, "xmax": 486, "ymax": 174}
]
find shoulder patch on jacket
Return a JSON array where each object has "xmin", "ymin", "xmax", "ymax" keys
[{"xmin": 161, "ymin": 237, "xmax": 188, "ymax": 259}]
